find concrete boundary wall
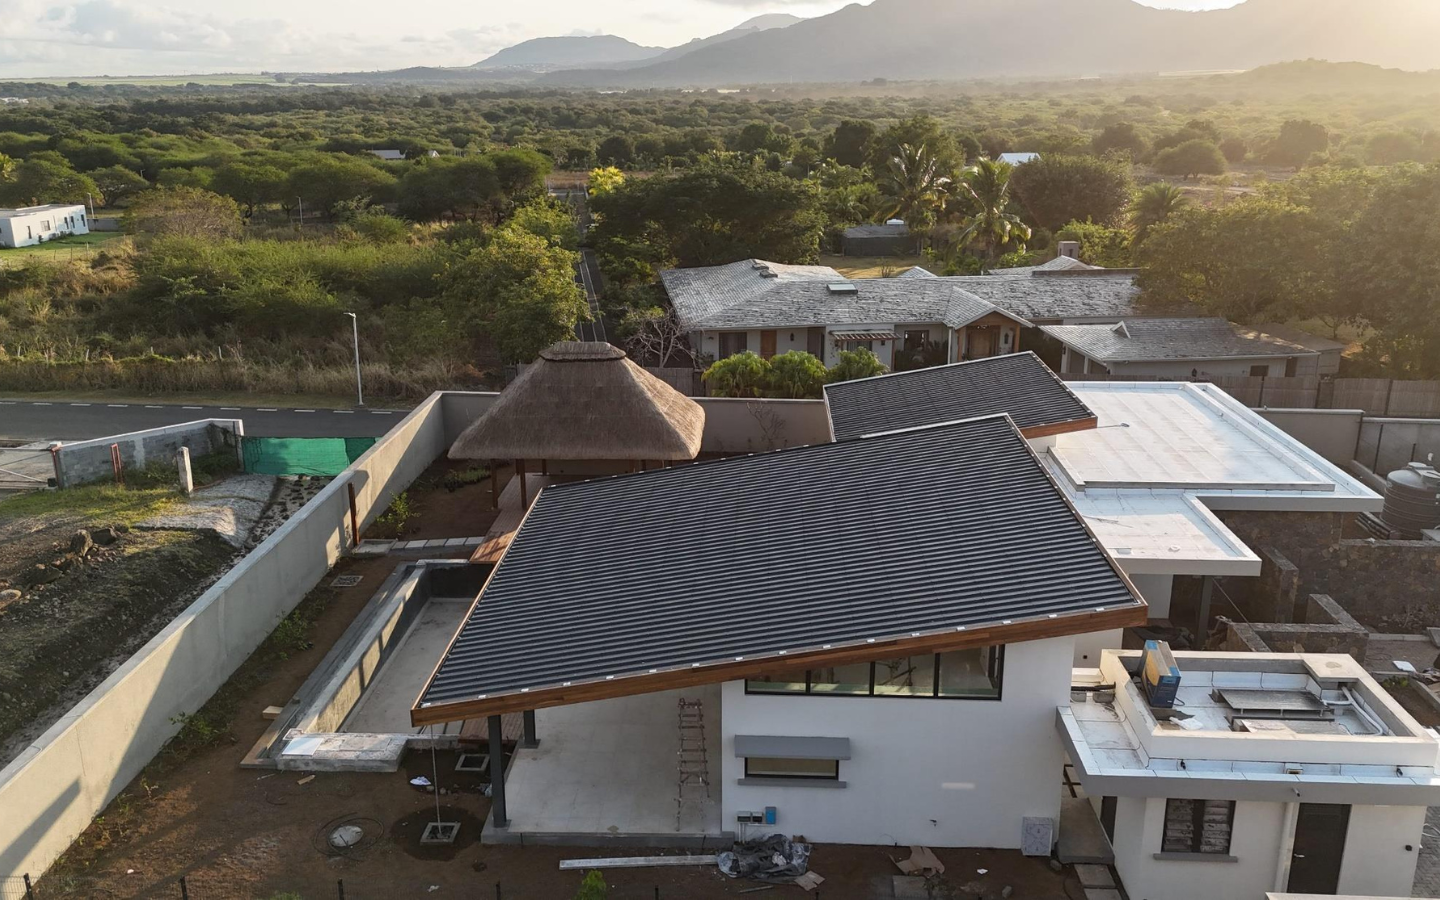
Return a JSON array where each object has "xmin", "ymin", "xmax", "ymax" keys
[
  {"xmin": 53, "ymin": 419, "xmax": 241, "ymax": 488},
  {"xmin": 1255, "ymin": 409, "xmax": 1364, "ymax": 467},
  {"xmin": 0, "ymin": 395, "xmax": 449, "ymax": 882}
]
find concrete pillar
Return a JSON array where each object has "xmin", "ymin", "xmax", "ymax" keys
[
  {"xmin": 488, "ymin": 714, "xmax": 508, "ymax": 828},
  {"xmin": 521, "ymin": 710, "xmax": 539, "ymax": 749},
  {"xmin": 1197, "ymin": 575, "xmax": 1214, "ymax": 639},
  {"xmin": 177, "ymin": 447, "xmax": 194, "ymax": 495},
  {"xmin": 1274, "ymin": 801, "xmax": 1299, "ymax": 891}
]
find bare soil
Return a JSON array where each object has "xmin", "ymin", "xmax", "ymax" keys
[{"xmin": 0, "ymin": 523, "xmax": 236, "ymax": 766}]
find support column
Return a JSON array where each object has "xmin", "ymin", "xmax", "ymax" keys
[
  {"xmin": 488, "ymin": 714, "xmax": 508, "ymax": 828},
  {"xmin": 1274, "ymin": 801, "xmax": 1299, "ymax": 892},
  {"xmin": 521, "ymin": 710, "xmax": 539, "ymax": 749},
  {"xmin": 516, "ymin": 458, "xmax": 528, "ymax": 509},
  {"xmin": 490, "ymin": 460, "xmax": 499, "ymax": 510},
  {"xmin": 1197, "ymin": 575, "xmax": 1215, "ymax": 641}
]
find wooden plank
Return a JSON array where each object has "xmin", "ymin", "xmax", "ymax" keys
[
  {"xmin": 559, "ymin": 855, "xmax": 718, "ymax": 870},
  {"xmin": 411, "ymin": 603, "xmax": 1148, "ymax": 725},
  {"xmin": 1019, "ymin": 417, "xmax": 1098, "ymax": 440}
]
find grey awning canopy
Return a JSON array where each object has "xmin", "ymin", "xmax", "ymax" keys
[
  {"xmin": 734, "ymin": 735, "xmax": 852, "ymax": 760},
  {"xmin": 831, "ymin": 331, "xmax": 898, "ymax": 342}
]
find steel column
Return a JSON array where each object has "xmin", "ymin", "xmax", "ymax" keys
[
  {"xmin": 522, "ymin": 709, "xmax": 539, "ymax": 748},
  {"xmin": 488, "ymin": 714, "xmax": 508, "ymax": 828}
]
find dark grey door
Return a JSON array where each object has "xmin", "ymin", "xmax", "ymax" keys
[{"xmin": 1288, "ymin": 803, "xmax": 1349, "ymax": 894}]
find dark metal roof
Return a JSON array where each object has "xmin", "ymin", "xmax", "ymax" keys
[
  {"xmin": 823, "ymin": 352, "xmax": 1096, "ymax": 442},
  {"xmin": 413, "ymin": 415, "xmax": 1143, "ymax": 722}
]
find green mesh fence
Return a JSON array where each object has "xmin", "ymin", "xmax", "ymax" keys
[{"xmin": 241, "ymin": 437, "xmax": 376, "ymax": 476}]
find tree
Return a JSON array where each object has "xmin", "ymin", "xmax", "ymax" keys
[
  {"xmin": 0, "ymin": 152, "xmax": 15, "ymax": 183},
  {"xmin": 703, "ymin": 351, "xmax": 769, "ymax": 398},
  {"xmin": 870, "ymin": 117, "xmax": 959, "ymax": 175},
  {"xmin": 1056, "ymin": 221, "xmax": 1132, "ymax": 268},
  {"xmin": 1268, "ymin": 120, "xmax": 1330, "ymax": 169},
  {"xmin": 398, "ymin": 156, "xmax": 501, "ymax": 222},
  {"xmin": 508, "ymin": 198, "xmax": 579, "ymax": 250},
  {"xmin": 211, "ymin": 161, "xmax": 288, "ymax": 217},
  {"xmin": 767, "ymin": 351, "xmax": 828, "ymax": 399},
  {"xmin": 0, "ymin": 158, "xmax": 98, "ymax": 207},
  {"xmin": 827, "ymin": 347, "xmax": 887, "ymax": 383},
  {"xmin": 1130, "ymin": 182, "xmax": 1190, "ymax": 245},
  {"xmin": 1008, "ymin": 154, "xmax": 1133, "ymax": 231},
  {"xmin": 1092, "ymin": 123, "xmax": 1148, "ymax": 160},
  {"xmin": 1152, "ymin": 119, "xmax": 1221, "ymax": 156},
  {"xmin": 441, "ymin": 226, "xmax": 588, "ymax": 363},
  {"xmin": 1136, "ymin": 197, "xmax": 1337, "ymax": 325},
  {"xmin": 949, "ymin": 159, "xmax": 1032, "ymax": 271},
  {"xmin": 596, "ymin": 135, "xmax": 635, "ymax": 167},
  {"xmin": 734, "ymin": 122, "xmax": 791, "ymax": 156},
  {"xmin": 589, "ymin": 160, "xmax": 826, "ymax": 278},
  {"xmin": 1219, "ymin": 137, "xmax": 1249, "ymax": 165},
  {"xmin": 1345, "ymin": 164, "xmax": 1440, "ymax": 377},
  {"xmin": 1152, "ymin": 140, "xmax": 1226, "ymax": 178},
  {"xmin": 588, "ymin": 166, "xmax": 625, "ymax": 196},
  {"xmin": 122, "ymin": 187, "xmax": 243, "ymax": 240},
  {"xmin": 89, "ymin": 165, "xmax": 150, "ymax": 206},
  {"xmin": 287, "ymin": 155, "xmax": 398, "ymax": 217},
  {"xmin": 622, "ymin": 305, "xmax": 694, "ymax": 368},
  {"xmin": 1366, "ymin": 132, "xmax": 1423, "ymax": 166},
  {"xmin": 876, "ymin": 143, "xmax": 949, "ymax": 228},
  {"xmin": 824, "ymin": 119, "xmax": 876, "ymax": 169},
  {"xmin": 574, "ymin": 870, "xmax": 607, "ymax": 900}
]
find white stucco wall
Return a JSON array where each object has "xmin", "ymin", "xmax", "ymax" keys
[
  {"xmin": 1110, "ymin": 797, "xmax": 1426, "ymax": 900},
  {"xmin": 0, "ymin": 205, "xmax": 89, "ymax": 248},
  {"xmin": 720, "ymin": 635, "xmax": 1075, "ymax": 848},
  {"xmin": 1129, "ymin": 573, "xmax": 1174, "ymax": 620}
]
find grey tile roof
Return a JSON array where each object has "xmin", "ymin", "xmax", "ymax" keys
[
  {"xmin": 991, "ymin": 256, "xmax": 1099, "ymax": 277},
  {"xmin": 1040, "ymin": 317, "xmax": 1322, "ymax": 363},
  {"xmin": 824, "ymin": 352, "xmax": 1095, "ymax": 441},
  {"xmin": 897, "ymin": 266, "xmax": 937, "ymax": 279},
  {"xmin": 958, "ymin": 273, "xmax": 1143, "ymax": 322},
  {"xmin": 415, "ymin": 416, "xmax": 1143, "ymax": 715},
  {"xmin": 662, "ymin": 259, "xmax": 1029, "ymax": 331}
]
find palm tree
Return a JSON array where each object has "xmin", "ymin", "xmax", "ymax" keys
[
  {"xmin": 1130, "ymin": 182, "xmax": 1190, "ymax": 245},
  {"xmin": 876, "ymin": 143, "xmax": 949, "ymax": 228},
  {"xmin": 950, "ymin": 158, "xmax": 1031, "ymax": 271}
]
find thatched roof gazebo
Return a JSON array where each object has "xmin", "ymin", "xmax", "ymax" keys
[{"xmin": 450, "ymin": 341, "xmax": 705, "ymax": 509}]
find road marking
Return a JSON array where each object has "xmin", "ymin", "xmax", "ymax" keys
[
  {"xmin": 333, "ymin": 410, "xmax": 354, "ymax": 414},
  {"xmin": 294, "ymin": 409, "xmax": 316, "ymax": 413},
  {"xmin": 257, "ymin": 408, "xmax": 278, "ymax": 412},
  {"xmin": 220, "ymin": 407, "xmax": 241, "ymax": 411},
  {"xmin": 145, "ymin": 405, "xmax": 164, "ymax": 409},
  {"xmin": 0, "ymin": 401, "xmax": 14, "ymax": 405},
  {"xmin": 370, "ymin": 410, "xmax": 392, "ymax": 415},
  {"xmin": 182, "ymin": 406, "xmax": 203, "ymax": 410},
  {"xmin": 70, "ymin": 403, "xmax": 91, "ymax": 407},
  {"xmin": 107, "ymin": 404, "xmax": 128, "ymax": 408},
  {"xmin": 33, "ymin": 402, "xmax": 51, "ymax": 406}
]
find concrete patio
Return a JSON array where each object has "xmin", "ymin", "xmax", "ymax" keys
[{"xmin": 488, "ymin": 685, "xmax": 726, "ymax": 846}]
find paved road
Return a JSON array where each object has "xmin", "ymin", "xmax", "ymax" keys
[{"xmin": 0, "ymin": 398, "xmax": 409, "ymax": 442}]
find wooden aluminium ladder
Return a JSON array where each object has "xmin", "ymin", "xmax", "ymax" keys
[{"xmin": 676, "ymin": 697, "xmax": 710, "ymax": 830}]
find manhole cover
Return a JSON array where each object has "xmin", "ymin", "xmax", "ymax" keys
[
  {"xmin": 330, "ymin": 824, "xmax": 365, "ymax": 848},
  {"xmin": 455, "ymin": 752, "xmax": 489, "ymax": 772},
  {"xmin": 420, "ymin": 822, "xmax": 460, "ymax": 845},
  {"xmin": 331, "ymin": 575, "xmax": 363, "ymax": 588}
]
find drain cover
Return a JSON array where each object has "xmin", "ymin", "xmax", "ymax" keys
[
  {"xmin": 331, "ymin": 574, "xmax": 363, "ymax": 588},
  {"xmin": 330, "ymin": 824, "xmax": 365, "ymax": 848},
  {"xmin": 421, "ymin": 822, "xmax": 460, "ymax": 845},
  {"xmin": 455, "ymin": 752, "xmax": 489, "ymax": 772}
]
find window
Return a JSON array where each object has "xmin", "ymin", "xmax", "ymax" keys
[
  {"xmin": 743, "ymin": 757, "xmax": 839, "ymax": 780},
  {"xmin": 903, "ymin": 330, "xmax": 929, "ymax": 352},
  {"xmin": 717, "ymin": 332, "xmax": 749, "ymax": 358},
  {"xmin": 746, "ymin": 646, "xmax": 1003, "ymax": 700},
  {"xmin": 1249, "ymin": 364, "xmax": 1270, "ymax": 377},
  {"xmin": 1162, "ymin": 799, "xmax": 1235, "ymax": 855},
  {"xmin": 844, "ymin": 340, "xmax": 873, "ymax": 353}
]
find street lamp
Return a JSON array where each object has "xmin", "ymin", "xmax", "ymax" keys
[{"xmin": 344, "ymin": 312, "xmax": 364, "ymax": 407}]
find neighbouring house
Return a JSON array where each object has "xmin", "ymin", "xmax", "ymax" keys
[
  {"xmin": 411, "ymin": 414, "xmax": 1150, "ymax": 850},
  {"xmin": 840, "ymin": 221, "xmax": 919, "ymax": 257},
  {"xmin": 0, "ymin": 204, "xmax": 89, "ymax": 249},
  {"xmin": 998, "ymin": 152, "xmax": 1040, "ymax": 166},
  {"xmin": 367, "ymin": 149, "xmax": 441, "ymax": 161},
  {"xmin": 660, "ymin": 259, "xmax": 1032, "ymax": 368},
  {"xmin": 1043, "ymin": 317, "xmax": 1336, "ymax": 379},
  {"xmin": 1063, "ymin": 648, "xmax": 1440, "ymax": 899}
]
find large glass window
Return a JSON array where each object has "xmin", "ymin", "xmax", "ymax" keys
[
  {"xmin": 745, "ymin": 646, "xmax": 1003, "ymax": 700},
  {"xmin": 1162, "ymin": 799, "xmax": 1235, "ymax": 855},
  {"xmin": 743, "ymin": 757, "xmax": 839, "ymax": 780},
  {"xmin": 717, "ymin": 332, "xmax": 749, "ymax": 358}
]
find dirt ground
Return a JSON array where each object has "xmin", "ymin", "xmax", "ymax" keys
[
  {"xmin": 0, "ymin": 517, "xmax": 236, "ymax": 766},
  {"xmin": 37, "ymin": 463, "xmax": 1081, "ymax": 899}
]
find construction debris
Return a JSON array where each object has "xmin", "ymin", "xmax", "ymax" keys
[
  {"xmin": 296, "ymin": 775, "xmax": 315, "ymax": 785},
  {"xmin": 558, "ymin": 855, "xmax": 719, "ymax": 871},
  {"xmin": 717, "ymin": 835, "xmax": 812, "ymax": 881},
  {"xmin": 893, "ymin": 845, "xmax": 945, "ymax": 877}
]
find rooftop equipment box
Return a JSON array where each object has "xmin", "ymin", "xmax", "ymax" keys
[{"xmin": 1142, "ymin": 640, "xmax": 1181, "ymax": 708}]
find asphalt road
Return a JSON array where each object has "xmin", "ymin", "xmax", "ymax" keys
[{"xmin": 0, "ymin": 398, "xmax": 409, "ymax": 442}]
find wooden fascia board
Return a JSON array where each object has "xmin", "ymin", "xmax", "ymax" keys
[
  {"xmin": 409, "ymin": 602, "xmax": 1147, "ymax": 726},
  {"xmin": 1019, "ymin": 416, "xmax": 1099, "ymax": 440}
]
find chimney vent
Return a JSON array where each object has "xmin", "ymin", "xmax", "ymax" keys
[{"xmin": 1057, "ymin": 241, "xmax": 1082, "ymax": 260}]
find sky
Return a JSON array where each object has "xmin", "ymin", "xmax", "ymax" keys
[{"xmin": 0, "ymin": 0, "xmax": 1246, "ymax": 79}]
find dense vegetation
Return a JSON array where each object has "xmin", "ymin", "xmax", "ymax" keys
[{"xmin": 1, "ymin": 64, "xmax": 1438, "ymax": 397}]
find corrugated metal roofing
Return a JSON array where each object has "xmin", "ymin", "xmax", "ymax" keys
[
  {"xmin": 414, "ymin": 416, "xmax": 1142, "ymax": 720},
  {"xmin": 824, "ymin": 352, "xmax": 1096, "ymax": 441}
]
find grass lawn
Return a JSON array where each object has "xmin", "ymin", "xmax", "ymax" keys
[
  {"xmin": 821, "ymin": 254, "xmax": 929, "ymax": 279},
  {"xmin": 0, "ymin": 232, "xmax": 126, "ymax": 265},
  {"xmin": 0, "ymin": 388, "xmax": 411, "ymax": 410},
  {"xmin": 22, "ymin": 74, "xmax": 324, "ymax": 87},
  {"xmin": 0, "ymin": 482, "xmax": 179, "ymax": 523}
]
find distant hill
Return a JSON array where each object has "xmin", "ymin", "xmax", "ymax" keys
[
  {"xmin": 616, "ymin": 13, "xmax": 803, "ymax": 69},
  {"xmin": 540, "ymin": 0, "xmax": 1440, "ymax": 87},
  {"xmin": 471, "ymin": 35, "xmax": 664, "ymax": 71}
]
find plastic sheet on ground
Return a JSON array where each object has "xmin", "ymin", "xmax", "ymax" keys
[{"xmin": 717, "ymin": 834, "xmax": 812, "ymax": 881}]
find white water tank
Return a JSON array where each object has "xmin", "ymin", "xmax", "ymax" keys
[{"xmin": 1382, "ymin": 462, "xmax": 1440, "ymax": 538}]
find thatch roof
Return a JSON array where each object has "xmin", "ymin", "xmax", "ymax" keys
[{"xmin": 449, "ymin": 342, "xmax": 705, "ymax": 461}]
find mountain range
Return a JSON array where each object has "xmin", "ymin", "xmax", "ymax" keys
[{"xmin": 530, "ymin": 0, "xmax": 1440, "ymax": 86}]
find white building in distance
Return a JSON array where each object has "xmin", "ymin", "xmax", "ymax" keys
[{"xmin": 0, "ymin": 204, "xmax": 90, "ymax": 249}]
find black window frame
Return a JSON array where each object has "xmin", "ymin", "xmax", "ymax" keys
[
  {"xmin": 1161, "ymin": 798, "xmax": 1236, "ymax": 855},
  {"xmin": 744, "ymin": 645, "xmax": 1004, "ymax": 701},
  {"xmin": 742, "ymin": 756, "xmax": 840, "ymax": 781},
  {"xmin": 717, "ymin": 331, "xmax": 749, "ymax": 359}
]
